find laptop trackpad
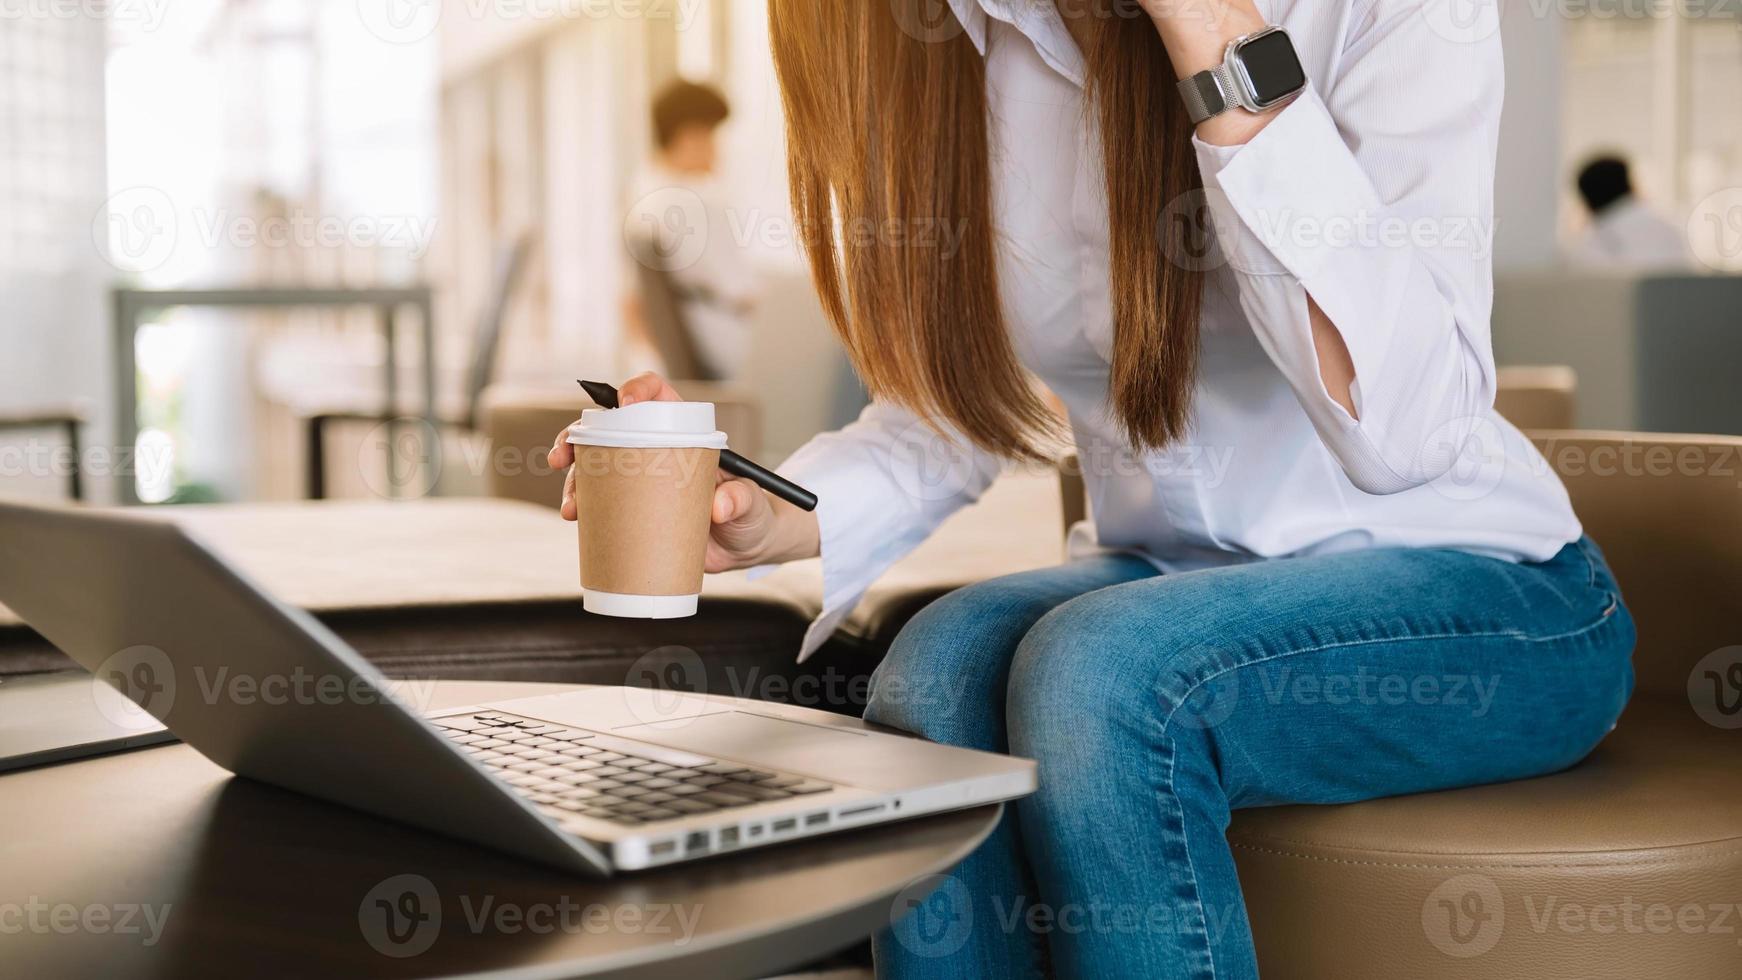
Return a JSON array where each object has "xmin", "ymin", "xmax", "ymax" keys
[{"xmin": 613, "ymin": 711, "xmax": 866, "ymax": 778}]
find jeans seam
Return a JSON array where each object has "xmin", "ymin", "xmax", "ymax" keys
[
  {"xmin": 1157, "ymin": 612, "xmax": 1624, "ymax": 738},
  {"xmin": 1160, "ymin": 728, "xmax": 1220, "ymax": 980}
]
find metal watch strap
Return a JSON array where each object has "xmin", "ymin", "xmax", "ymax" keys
[{"xmin": 1178, "ymin": 62, "xmax": 1238, "ymax": 124}]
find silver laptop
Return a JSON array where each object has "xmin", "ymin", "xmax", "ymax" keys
[
  {"xmin": 0, "ymin": 501, "xmax": 1035, "ymax": 875},
  {"xmin": 0, "ymin": 670, "xmax": 177, "ymax": 772}
]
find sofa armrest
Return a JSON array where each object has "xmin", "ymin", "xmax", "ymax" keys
[{"xmin": 1058, "ymin": 452, "xmax": 1086, "ymax": 541}]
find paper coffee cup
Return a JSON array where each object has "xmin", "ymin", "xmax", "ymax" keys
[{"xmin": 568, "ymin": 402, "xmax": 727, "ymax": 618}]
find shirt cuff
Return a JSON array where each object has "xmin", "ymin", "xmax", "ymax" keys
[
  {"xmin": 765, "ymin": 451, "xmax": 933, "ymax": 663},
  {"xmin": 1192, "ymin": 122, "xmax": 1287, "ymax": 278},
  {"xmin": 1194, "ymin": 84, "xmax": 1402, "ymax": 411}
]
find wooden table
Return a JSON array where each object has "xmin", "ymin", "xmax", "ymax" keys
[{"xmin": 0, "ymin": 681, "xmax": 1000, "ymax": 978}]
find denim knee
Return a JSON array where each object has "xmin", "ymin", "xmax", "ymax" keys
[
  {"xmin": 1005, "ymin": 597, "xmax": 1157, "ymax": 781},
  {"xmin": 865, "ymin": 579, "xmax": 1068, "ymax": 752},
  {"xmin": 1005, "ymin": 588, "xmax": 1239, "ymax": 791}
]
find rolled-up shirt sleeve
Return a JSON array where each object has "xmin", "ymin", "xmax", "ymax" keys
[
  {"xmin": 764, "ymin": 400, "xmax": 1003, "ymax": 660},
  {"xmin": 1193, "ymin": 3, "xmax": 1502, "ymax": 495}
]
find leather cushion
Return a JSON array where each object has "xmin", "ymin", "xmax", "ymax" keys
[{"xmin": 1232, "ymin": 696, "xmax": 1742, "ymax": 978}]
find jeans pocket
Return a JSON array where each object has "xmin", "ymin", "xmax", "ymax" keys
[{"xmin": 1573, "ymin": 535, "xmax": 1623, "ymax": 617}]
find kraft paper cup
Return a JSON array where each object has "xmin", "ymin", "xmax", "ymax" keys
[{"xmin": 568, "ymin": 402, "xmax": 728, "ymax": 618}]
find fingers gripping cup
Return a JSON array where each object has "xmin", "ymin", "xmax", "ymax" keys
[{"xmin": 568, "ymin": 402, "xmax": 728, "ymax": 618}]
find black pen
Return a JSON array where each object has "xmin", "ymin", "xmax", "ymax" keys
[{"xmin": 578, "ymin": 380, "xmax": 818, "ymax": 512}]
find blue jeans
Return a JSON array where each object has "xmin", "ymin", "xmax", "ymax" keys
[{"xmin": 867, "ymin": 539, "xmax": 1635, "ymax": 979}]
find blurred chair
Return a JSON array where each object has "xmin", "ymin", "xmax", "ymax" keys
[
  {"xmin": 0, "ymin": 408, "xmax": 84, "ymax": 500},
  {"xmin": 1634, "ymin": 275, "xmax": 1742, "ymax": 436},
  {"xmin": 625, "ymin": 234, "xmax": 720, "ymax": 382},
  {"xmin": 480, "ymin": 382, "xmax": 760, "ymax": 510},
  {"xmin": 1494, "ymin": 271, "xmax": 1742, "ymax": 435},
  {"xmin": 1492, "ymin": 272, "xmax": 1637, "ymax": 430},
  {"xmin": 1494, "ymin": 364, "xmax": 1577, "ymax": 431},
  {"xmin": 302, "ymin": 234, "xmax": 532, "ymax": 499}
]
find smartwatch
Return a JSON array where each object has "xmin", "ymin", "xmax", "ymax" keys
[{"xmin": 1177, "ymin": 26, "xmax": 1307, "ymax": 125}]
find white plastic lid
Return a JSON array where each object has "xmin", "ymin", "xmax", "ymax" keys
[{"xmin": 566, "ymin": 401, "xmax": 728, "ymax": 450}]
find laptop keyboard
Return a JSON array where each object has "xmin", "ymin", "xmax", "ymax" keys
[{"xmin": 436, "ymin": 711, "xmax": 833, "ymax": 827}]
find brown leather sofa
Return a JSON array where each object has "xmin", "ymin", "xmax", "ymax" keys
[
  {"xmin": 1494, "ymin": 365, "xmax": 1577, "ymax": 431},
  {"xmin": 1232, "ymin": 432, "xmax": 1742, "ymax": 978}
]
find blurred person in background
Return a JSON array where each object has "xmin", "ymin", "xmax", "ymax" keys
[
  {"xmin": 621, "ymin": 81, "xmax": 759, "ymax": 381},
  {"xmin": 1567, "ymin": 155, "xmax": 1692, "ymax": 271}
]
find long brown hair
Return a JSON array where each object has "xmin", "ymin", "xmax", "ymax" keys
[{"xmin": 768, "ymin": 0, "xmax": 1203, "ymax": 458}]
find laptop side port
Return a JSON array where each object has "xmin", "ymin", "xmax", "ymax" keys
[
  {"xmin": 771, "ymin": 817, "xmax": 798, "ymax": 834},
  {"xmin": 839, "ymin": 802, "xmax": 887, "ymax": 820},
  {"xmin": 804, "ymin": 811, "xmax": 830, "ymax": 828},
  {"xmin": 649, "ymin": 839, "xmax": 678, "ymax": 858},
  {"xmin": 686, "ymin": 830, "xmax": 711, "ymax": 855},
  {"xmin": 719, "ymin": 826, "xmax": 741, "ymax": 847}
]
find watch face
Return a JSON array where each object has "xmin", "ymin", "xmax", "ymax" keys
[{"xmin": 1239, "ymin": 30, "xmax": 1306, "ymax": 107}]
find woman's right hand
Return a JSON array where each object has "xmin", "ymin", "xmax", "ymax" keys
[{"xmin": 547, "ymin": 372, "xmax": 819, "ymax": 572}]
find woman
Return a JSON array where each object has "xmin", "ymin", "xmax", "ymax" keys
[{"xmin": 553, "ymin": 1, "xmax": 1636, "ymax": 976}]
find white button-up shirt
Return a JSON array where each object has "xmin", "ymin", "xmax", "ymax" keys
[{"xmin": 773, "ymin": 0, "xmax": 1580, "ymax": 659}]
